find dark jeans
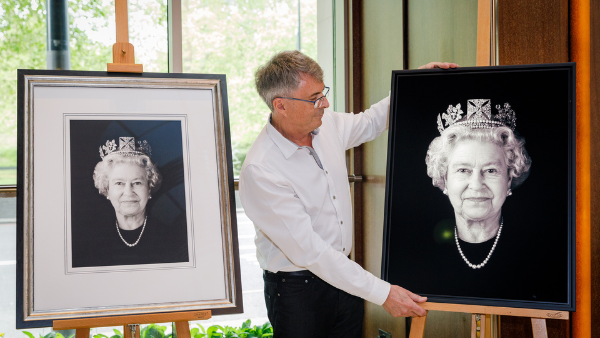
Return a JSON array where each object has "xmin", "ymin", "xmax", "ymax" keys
[{"xmin": 263, "ymin": 270, "xmax": 364, "ymax": 338}]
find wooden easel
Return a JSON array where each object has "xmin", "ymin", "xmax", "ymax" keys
[
  {"xmin": 107, "ymin": 0, "xmax": 143, "ymax": 73},
  {"xmin": 408, "ymin": 303, "xmax": 569, "ymax": 338},
  {"xmin": 53, "ymin": 310, "xmax": 211, "ymax": 338}
]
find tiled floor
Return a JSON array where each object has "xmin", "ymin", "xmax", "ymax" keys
[{"xmin": 0, "ymin": 197, "xmax": 267, "ymax": 337}]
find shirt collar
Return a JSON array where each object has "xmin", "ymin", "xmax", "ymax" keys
[{"xmin": 267, "ymin": 115, "xmax": 320, "ymax": 159}]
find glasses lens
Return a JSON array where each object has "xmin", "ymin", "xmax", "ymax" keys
[
  {"xmin": 314, "ymin": 87, "xmax": 330, "ymax": 108},
  {"xmin": 314, "ymin": 97, "xmax": 325, "ymax": 108}
]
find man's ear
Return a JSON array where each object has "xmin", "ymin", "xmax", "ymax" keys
[{"xmin": 273, "ymin": 98, "xmax": 288, "ymax": 118}]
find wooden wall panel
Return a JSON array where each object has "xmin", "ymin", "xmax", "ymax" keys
[
  {"xmin": 497, "ymin": 0, "xmax": 569, "ymax": 65},
  {"xmin": 589, "ymin": 0, "xmax": 600, "ymax": 336},
  {"xmin": 497, "ymin": 0, "xmax": 572, "ymax": 336},
  {"xmin": 360, "ymin": 1, "xmax": 405, "ymax": 336}
]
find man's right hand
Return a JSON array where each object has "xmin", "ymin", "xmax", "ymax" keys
[{"xmin": 382, "ymin": 285, "xmax": 427, "ymax": 317}]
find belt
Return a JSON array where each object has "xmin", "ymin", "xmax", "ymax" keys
[{"xmin": 264, "ymin": 269, "xmax": 315, "ymax": 277}]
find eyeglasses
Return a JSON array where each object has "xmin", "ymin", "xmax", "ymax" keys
[{"xmin": 276, "ymin": 87, "xmax": 330, "ymax": 108}]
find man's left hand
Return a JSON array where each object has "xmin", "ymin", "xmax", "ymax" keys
[{"xmin": 418, "ymin": 62, "xmax": 459, "ymax": 69}]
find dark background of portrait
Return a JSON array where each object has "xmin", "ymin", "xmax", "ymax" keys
[
  {"xmin": 70, "ymin": 120, "xmax": 190, "ymax": 268},
  {"xmin": 382, "ymin": 65, "xmax": 574, "ymax": 310}
]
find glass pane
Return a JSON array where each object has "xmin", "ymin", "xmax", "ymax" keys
[
  {"xmin": 408, "ymin": 0, "xmax": 477, "ymax": 68},
  {"xmin": 182, "ymin": 0, "xmax": 317, "ymax": 177},
  {"xmin": 129, "ymin": 0, "xmax": 168, "ymax": 72},
  {"xmin": 0, "ymin": 0, "xmax": 46, "ymax": 185},
  {"xmin": 69, "ymin": 0, "xmax": 168, "ymax": 72},
  {"xmin": 0, "ymin": 0, "xmax": 167, "ymax": 187}
]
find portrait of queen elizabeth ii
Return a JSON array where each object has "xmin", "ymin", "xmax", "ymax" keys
[
  {"xmin": 425, "ymin": 99, "xmax": 532, "ymax": 269},
  {"xmin": 93, "ymin": 137, "xmax": 162, "ymax": 248},
  {"xmin": 382, "ymin": 65, "xmax": 574, "ymax": 310},
  {"xmin": 70, "ymin": 120, "xmax": 190, "ymax": 269}
]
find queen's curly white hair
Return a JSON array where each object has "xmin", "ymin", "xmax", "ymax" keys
[
  {"xmin": 425, "ymin": 125, "xmax": 532, "ymax": 191},
  {"xmin": 93, "ymin": 153, "xmax": 162, "ymax": 197}
]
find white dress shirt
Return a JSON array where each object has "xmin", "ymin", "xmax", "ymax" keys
[{"xmin": 239, "ymin": 96, "xmax": 391, "ymax": 305}]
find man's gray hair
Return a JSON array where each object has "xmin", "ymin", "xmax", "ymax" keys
[{"xmin": 255, "ymin": 50, "xmax": 324, "ymax": 111}]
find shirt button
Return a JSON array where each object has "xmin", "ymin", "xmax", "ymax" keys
[
  {"xmin": 325, "ymin": 171, "xmax": 328, "ymax": 174},
  {"xmin": 333, "ymin": 196, "xmax": 336, "ymax": 199},
  {"xmin": 343, "ymin": 247, "xmax": 346, "ymax": 251},
  {"xmin": 340, "ymin": 221, "xmax": 343, "ymax": 224}
]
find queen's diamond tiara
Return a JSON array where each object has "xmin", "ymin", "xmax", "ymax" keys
[
  {"xmin": 436, "ymin": 99, "xmax": 517, "ymax": 134},
  {"xmin": 99, "ymin": 137, "xmax": 152, "ymax": 159}
]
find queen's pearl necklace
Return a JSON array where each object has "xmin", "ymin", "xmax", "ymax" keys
[
  {"xmin": 455, "ymin": 220, "xmax": 503, "ymax": 269},
  {"xmin": 116, "ymin": 217, "xmax": 147, "ymax": 247}
]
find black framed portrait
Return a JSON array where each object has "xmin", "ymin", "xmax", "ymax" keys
[
  {"xmin": 381, "ymin": 63, "xmax": 576, "ymax": 311},
  {"xmin": 17, "ymin": 70, "xmax": 243, "ymax": 328}
]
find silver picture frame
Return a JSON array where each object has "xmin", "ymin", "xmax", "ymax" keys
[{"xmin": 17, "ymin": 70, "xmax": 242, "ymax": 328}]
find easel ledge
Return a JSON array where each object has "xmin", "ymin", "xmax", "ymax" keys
[
  {"xmin": 421, "ymin": 302, "xmax": 569, "ymax": 320},
  {"xmin": 53, "ymin": 310, "xmax": 211, "ymax": 338},
  {"xmin": 409, "ymin": 303, "xmax": 568, "ymax": 338}
]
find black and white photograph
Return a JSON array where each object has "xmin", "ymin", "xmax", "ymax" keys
[
  {"xmin": 69, "ymin": 120, "xmax": 190, "ymax": 269},
  {"xmin": 381, "ymin": 64, "xmax": 576, "ymax": 311},
  {"xmin": 16, "ymin": 70, "xmax": 242, "ymax": 328}
]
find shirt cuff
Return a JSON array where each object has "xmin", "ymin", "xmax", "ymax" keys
[{"xmin": 365, "ymin": 278, "xmax": 391, "ymax": 306}]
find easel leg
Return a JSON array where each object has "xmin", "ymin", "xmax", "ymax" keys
[
  {"xmin": 480, "ymin": 314, "xmax": 487, "ymax": 338},
  {"xmin": 408, "ymin": 312, "xmax": 428, "ymax": 338},
  {"xmin": 174, "ymin": 321, "xmax": 191, "ymax": 338},
  {"xmin": 484, "ymin": 314, "xmax": 492, "ymax": 337},
  {"xmin": 531, "ymin": 318, "xmax": 549, "ymax": 338},
  {"xmin": 75, "ymin": 328, "xmax": 90, "ymax": 338}
]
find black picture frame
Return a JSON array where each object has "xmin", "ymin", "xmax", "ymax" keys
[
  {"xmin": 17, "ymin": 70, "xmax": 243, "ymax": 328},
  {"xmin": 381, "ymin": 63, "xmax": 576, "ymax": 311}
]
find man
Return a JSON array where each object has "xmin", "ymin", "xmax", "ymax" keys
[{"xmin": 239, "ymin": 50, "xmax": 457, "ymax": 337}]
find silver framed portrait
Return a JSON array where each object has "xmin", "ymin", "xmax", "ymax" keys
[
  {"xmin": 381, "ymin": 63, "xmax": 576, "ymax": 311},
  {"xmin": 16, "ymin": 70, "xmax": 242, "ymax": 328}
]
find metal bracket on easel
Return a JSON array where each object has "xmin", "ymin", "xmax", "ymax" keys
[{"xmin": 128, "ymin": 324, "xmax": 139, "ymax": 338}]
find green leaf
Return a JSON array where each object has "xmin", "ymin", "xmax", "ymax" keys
[
  {"xmin": 67, "ymin": 335, "xmax": 75, "ymax": 338},
  {"xmin": 92, "ymin": 335, "xmax": 108, "ymax": 338},
  {"xmin": 261, "ymin": 322, "xmax": 272, "ymax": 332},
  {"xmin": 43, "ymin": 332, "xmax": 57, "ymax": 338},
  {"xmin": 241, "ymin": 320, "xmax": 251, "ymax": 330},
  {"xmin": 113, "ymin": 329, "xmax": 122, "ymax": 336},
  {"xmin": 22, "ymin": 331, "xmax": 36, "ymax": 338},
  {"xmin": 196, "ymin": 324, "xmax": 206, "ymax": 334}
]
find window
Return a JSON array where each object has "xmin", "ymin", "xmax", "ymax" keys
[{"xmin": 181, "ymin": 0, "xmax": 317, "ymax": 176}]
